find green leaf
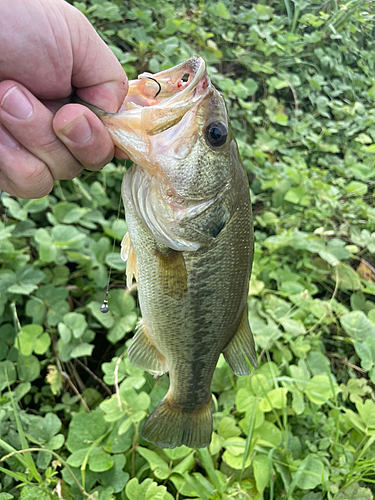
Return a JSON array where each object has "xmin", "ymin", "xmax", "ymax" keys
[
  {"xmin": 259, "ymin": 388, "xmax": 288, "ymax": 412},
  {"xmin": 118, "ymin": 418, "xmax": 132, "ymax": 435},
  {"xmin": 222, "ymin": 439, "xmax": 250, "ymax": 470},
  {"xmin": 256, "ymin": 421, "xmax": 282, "ymax": 447},
  {"xmin": 58, "ymin": 322, "xmax": 71, "ymax": 344},
  {"xmin": 0, "ymin": 493, "xmax": 14, "ymax": 499},
  {"xmin": 244, "ymin": 78, "xmax": 258, "ymax": 96},
  {"xmin": 216, "ymin": 1, "xmax": 230, "ymax": 19},
  {"xmin": 274, "ymin": 113, "xmax": 289, "ymax": 125},
  {"xmin": 293, "ymin": 455, "xmax": 324, "ymax": 489},
  {"xmin": 88, "ymin": 447, "xmax": 114, "ymax": 472},
  {"xmin": 334, "ymin": 483, "xmax": 373, "ymax": 500},
  {"xmin": 8, "ymin": 284, "xmax": 38, "ymax": 295},
  {"xmin": 0, "ymin": 360, "xmax": 16, "ymax": 391},
  {"xmin": 66, "ymin": 448, "xmax": 89, "ymax": 468},
  {"xmin": 334, "ymin": 263, "xmax": 362, "ymax": 291},
  {"xmin": 355, "ymin": 399, "xmax": 375, "ymax": 429},
  {"xmin": 253, "ymin": 454, "xmax": 270, "ymax": 493},
  {"xmin": 107, "ymin": 314, "xmax": 138, "ymax": 343},
  {"xmin": 217, "ymin": 416, "xmax": 241, "ymax": 439},
  {"xmin": 19, "ymin": 486, "xmax": 51, "ymax": 500},
  {"xmin": 305, "ymin": 375, "xmax": 335, "ymax": 405},
  {"xmin": 104, "ymin": 421, "xmax": 133, "ymax": 453},
  {"xmin": 100, "ymin": 454, "xmax": 129, "ymax": 493},
  {"xmin": 18, "ymin": 324, "xmax": 50, "ymax": 356},
  {"xmin": 354, "ymin": 338, "xmax": 375, "ymax": 371},
  {"xmin": 102, "ymin": 357, "xmax": 128, "ymax": 385},
  {"xmin": 121, "ymin": 387, "xmax": 150, "ymax": 412},
  {"xmin": 171, "ymin": 452, "xmax": 195, "ymax": 476},
  {"xmin": 47, "ymin": 434, "xmax": 64, "ymax": 450},
  {"xmin": 279, "ymin": 318, "xmax": 306, "ymax": 336},
  {"xmin": 163, "ymin": 446, "xmax": 191, "ymax": 461},
  {"xmin": 17, "ymin": 354, "xmax": 40, "ymax": 382},
  {"xmin": 48, "ymin": 300, "xmax": 70, "ymax": 326},
  {"xmin": 137, "ymin": 447, "xmax": 170, "ymax": 480},
  {"xmin": 52, "ymin": 201, "xmax": 92, "ymax": 224},
  {"xmin": 291, "ymin": 388, "xmax": 305, "ymax": 415},
  {"xmin": 263, "ymin": 295, "xmax": 291, "ymax": 320},
  {"xmin": 284, "ymin": 187, "xmax": 306, "ymax": 204},
  {"xmin": 17, "ymin": 266, "xmax": 45, "ymax": 285},
  {"xmin": 345, "ymin": 181, "xmax": 368, "ymax": 197},
  {"xmin": 70, "ymin": 343, "xmax": 95, "ymax": 359},
  {"xmin": 63, "ymin": 312, "xmax": 87, "ymax": 339},
  {"xmin": 341, "ymin": 311, "xmax": 375, "ymax": 341},
  {"xmin": 125, "ymin": 478, "xmax": 154, "ymax": 500},
  {"xmin": 108, "ymin": 289, "xmax": 136, "ymax": 317},
  {"xmin": 26, "ymin": 299, "xmax": 47, "ymax": 325},
  {"xmin": 2, "ymin": 197, "xmax": 28, "ymax": 221},
  {"xmin": 52, "ymin": 224, "xmax": 86, "ymax": 248},
  {"xmin": 105, "ymin": 252, "xmax": 127, "ymax": 271},
  {"xmin": 66, "ymin": 411, "xmax": 109, "ymax": 452},
  {"xmin": 306, "ymin": 351, "xmax": 331, "ymax": 376},
  {"xmin": 100, "ymin": 395, "xmax": 126, "ymax": 422},
  {"xmin": 87, "ymin": 301, "xmax": 115, "ymax": 328}
]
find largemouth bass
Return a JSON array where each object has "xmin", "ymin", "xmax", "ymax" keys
[{"xmin": 81, "ymin": 57, "xmax": 257, "ymax": 448}]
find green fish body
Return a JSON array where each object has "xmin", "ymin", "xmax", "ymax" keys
[{"xmin": 82, "ymin": 57, "xmax": 257, "ymax": 448}]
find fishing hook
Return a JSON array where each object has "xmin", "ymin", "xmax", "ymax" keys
[{"xmin": 147, "ymin": 76, "xmax": 162, "ymax": 98}]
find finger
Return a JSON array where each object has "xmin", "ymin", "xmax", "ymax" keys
[
  {"xmin": 0, "ymin": 0, "xmax": 128, "ymax": 112},
  {"xmin": 115, "ymin": 147, "xmax": 130, "ymax": 161},
  {"xmin": 0, "ymin": 80, "xmax": 83, "ymax": 181},
  {"xmin": 53, "ymin": 103, "xmax": 115, "ymax": 171},
  {"xmin": 0, "ymin": 123, "xmax": 53, "ymax": 199},
  {"xmin": 62, "ymin": 1, "xmax": 128, "ymax": 112},
  {"xmin": 41, "ymin": 97, "xmax": 71, "ymax": 114}
]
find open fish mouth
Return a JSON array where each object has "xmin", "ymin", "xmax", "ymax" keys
[
  {"xmin": 122, "ymin": 56, "xmax": 209, "ymax": 110},
  {"xmin": 99, "ymin": 56, "xmax": 212, "ymax": 151}
]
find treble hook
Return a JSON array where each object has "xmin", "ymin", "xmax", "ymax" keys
[{"xmin": 147, "ymin": 76, "xmax": 162, "ymax": 98}]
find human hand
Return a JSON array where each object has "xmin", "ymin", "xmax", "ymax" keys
[{"xmin": 0, "ymin": 0, "xmax": 128, "ymax": 199}]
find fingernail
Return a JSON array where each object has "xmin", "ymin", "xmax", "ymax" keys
[
  {"xmin": 0, "ymin": 86, "xmax": 33, "ymax": 119},
  {"xmin": 0, "ymin": 124, "xmax": 19, "ymax": 149},
  {"xmin": 59, "ymin": 115, "xmax": 92, "ymax": 144}
]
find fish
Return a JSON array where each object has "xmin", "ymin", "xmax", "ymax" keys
[{"xmin": 79, "ymin": 57, "xmax": 257, "ymax": 448}]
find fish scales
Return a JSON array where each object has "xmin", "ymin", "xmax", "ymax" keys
[{"xmin": 76, "ymin": 56, "xmax": 257, "ymax": 448}]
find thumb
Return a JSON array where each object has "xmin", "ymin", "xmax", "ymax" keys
[{"xmin": 63, "ymin": 2, "xmax": 128, "ymax": 113}]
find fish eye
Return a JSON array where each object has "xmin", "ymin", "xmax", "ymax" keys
[{"xmin": 205, "ymin": 121, "xmax": 228, "ymax": 148}]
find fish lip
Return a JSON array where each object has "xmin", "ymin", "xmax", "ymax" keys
[{"xmin": 123, "ymin": 56, "xmax": 209, "ymax": 109}]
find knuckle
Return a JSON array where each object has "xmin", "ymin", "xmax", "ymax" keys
[
  {"xmin": 38, "ymin": 135, "xmax": 66, "ymax": 155},
  {"xmin": 13, "ymin": 162, "xmax": 53, "ymax": 199}
]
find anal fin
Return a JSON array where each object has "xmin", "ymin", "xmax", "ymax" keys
[
  {"xmin": 121, "ymin": 232, "xmax": 138, "ymax": 289},
  {"xmin": 127, "ymin": 319, "xmax": 168, "ymax": 375},
  {"xmin": 223, "ymin": 305, "xmax": 257, "ymax": 375}
]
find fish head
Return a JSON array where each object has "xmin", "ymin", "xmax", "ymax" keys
[{"xmin": 100, "ymin": 57, "xmax": 239, "ymax": 199}]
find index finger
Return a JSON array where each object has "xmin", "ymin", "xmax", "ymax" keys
[{"xmin": 63, "ymin": 2, "xmax": 128, "ymax": 112}]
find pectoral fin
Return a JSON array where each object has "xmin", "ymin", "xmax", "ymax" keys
[
  {"xmin": 121, "ymin": 232, "xmax": 138, "ymax": 289},
  {"xmin": 223, "ymin": 305, "xmax": 257, "ymax": 375},
  {"xmin": 127, "ymin": 319, "xmax": 168, "ymax": 375}
]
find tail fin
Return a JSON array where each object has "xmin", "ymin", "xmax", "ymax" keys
[{"xmin": 141, "ymin": 395, "xmax": 212, "ymax": 449}]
